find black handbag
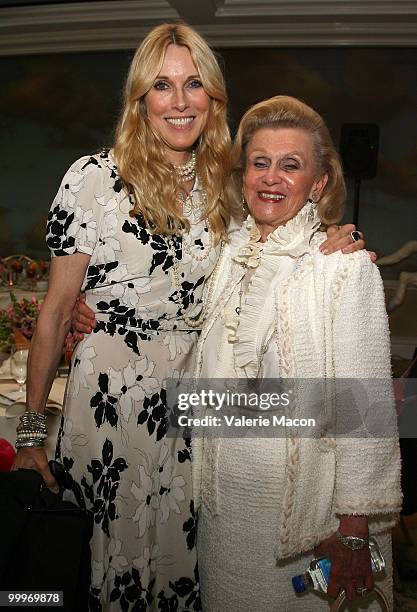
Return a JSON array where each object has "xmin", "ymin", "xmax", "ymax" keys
[{"xmin": 0, "ymin": 462, "xmax": 92, "ymax": 611}]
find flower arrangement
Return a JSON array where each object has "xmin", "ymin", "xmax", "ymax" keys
[{"xmin": 0, "ymin": 292, "xmax": 42, "ymax": 352}]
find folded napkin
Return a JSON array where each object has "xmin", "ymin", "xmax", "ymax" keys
[
  {"xmin": 0, "ymin": 356, "xmax": 12, "ymax": 381},
  {"xmin": 0, "ymin": 378, "xmax": 67, "ymax": 418}
]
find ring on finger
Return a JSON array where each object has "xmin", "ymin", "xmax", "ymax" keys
[
  {"xmin": 356, "ymin": 586, "xmax": 368, "ymax": 597},
  {"xmin": 350, "ymin": 230, "xmax": 362, "ymax": 243}
]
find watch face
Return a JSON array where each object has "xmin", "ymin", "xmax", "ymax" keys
[
  {"xmin": 337, "ymin": 533, "xmax": 367, "ymax": 550},
  {"xmin": 349, "ymin": 540, "xmax": 364, "ymax": 550}
]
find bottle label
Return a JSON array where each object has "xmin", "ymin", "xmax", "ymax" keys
[
  {"xmin": 316, "ymin": 558, "xmax": 331, "ymax": 592},
  {"xmin": 292, "ymin": 538, "xmax": 385, "ymax": 595}
]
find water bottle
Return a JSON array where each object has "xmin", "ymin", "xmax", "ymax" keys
[{"xmin": 292, "ymin": 537, "xmax": 385, "ymax": 595}]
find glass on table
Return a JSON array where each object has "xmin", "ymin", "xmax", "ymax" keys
[{"xmin": 10, "ymin": 348, "xmax": 29, "ymax": 394}]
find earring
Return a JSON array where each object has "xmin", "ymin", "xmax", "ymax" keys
[
  {"xmin": 241, "ymin": 189, "xmax": 248, "ymax": 217},
  {"xmin": 307, "ymin": 197, "xmax": 316, "ymax": 222}
]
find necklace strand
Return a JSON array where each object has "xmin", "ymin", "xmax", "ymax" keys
[
  {"xmin": 170, "ymin": 240, "xmax": 223, "ymax": 328},
  {"xmin": 173, "ymin": 150, "xmax": 196, "ymax": 183},
  {"xmin": 181, "ymin": 188, "xmax": 214, "ymax": 261}
]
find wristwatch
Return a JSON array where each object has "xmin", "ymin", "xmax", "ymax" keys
[{"xmin": 336, "ymin": 531, "xmax": 369, "ymax": 551}]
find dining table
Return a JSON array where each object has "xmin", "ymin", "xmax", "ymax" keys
[
  {"xmin": 0, "ymin": 286, "xmax": 47, "ymax": 310},
  {"xmin": 0, "ymin": 355, "xmax": 66, "ymax": 460}
]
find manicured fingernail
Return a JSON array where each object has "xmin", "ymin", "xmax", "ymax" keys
[
  {"xmin": 321, "ymin": 248, "xmax": 329, "ymax": 255},
  {"xmin": 342, "ymin": 248, "xmax": 348, "ymax": 253}
]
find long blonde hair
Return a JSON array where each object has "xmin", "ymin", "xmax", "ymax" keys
[
  {"xmin": 228, "ymin": 95, "xmax": 346, "ymax": 225},
  {"xmin": 114, "ymin": 23, "xmax": 232, "ymax": 239}
]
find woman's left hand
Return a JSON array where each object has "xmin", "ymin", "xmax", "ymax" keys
[
  {"xmin": 314, "ymin": 532, "xmax": 374, "ymax": 601},
  {"xmin": 320, "ymin": 224, "xmax": 376, "ymax": 261}
]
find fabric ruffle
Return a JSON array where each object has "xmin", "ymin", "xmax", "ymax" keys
[
  {"xmin": 232, "ymin": 203, "xmax": 321, "ymax": 266},
  {"xmin": 230, "ymin": 203, "xmax": 321, "ymax": 375}
]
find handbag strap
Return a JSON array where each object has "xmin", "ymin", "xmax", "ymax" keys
[
  {"xmin": 48, "ymin": 460, "xmax": 86, "ymax": 511},
  {"xmin": 330, "ymin": 586, "xmax": 390, "ymax": 612}
]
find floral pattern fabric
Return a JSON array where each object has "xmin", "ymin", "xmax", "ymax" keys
[{"xmin": 49, "ymin": 150, "xmax": 219, "ymax": 611}]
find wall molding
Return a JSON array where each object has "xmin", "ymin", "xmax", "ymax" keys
[
  {"xmin": 1, "ymin": 0, "xmax": 417, "ymax": 55},
  {"xmin": 216, "ymin": 0, "xmax": 417, "ymax": 17},
  {"xmin": 200, "ymin": 22, "xmax": 417, "ymax": 47},
  {"xmin": 1, "ymin": 0, "xmax": 178, "ymax": 26}
]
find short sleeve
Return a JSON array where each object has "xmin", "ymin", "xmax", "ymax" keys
[{"xmin": 46, "ymin": 155, "xmax": 105, "ymax": 257}]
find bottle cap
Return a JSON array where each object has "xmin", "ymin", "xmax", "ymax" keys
[{"xmin": 292, "ymin": 574, "xmax": 307, "ymax": 593}]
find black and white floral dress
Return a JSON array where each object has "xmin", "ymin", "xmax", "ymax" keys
[{"xmin": 47, "ymin": 150, "xmax": 219, "ymax": 611}]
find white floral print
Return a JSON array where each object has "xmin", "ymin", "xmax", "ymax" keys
[
  {"xmin": 104, "ymin": 539, "xmax": 129, "ymax": 583},
  {"xmin": 67, "ymin": 206, "xmax": 97, "ymax": 247},
  {"xmin": 157, "ymin": 442, "xmax": 186, "ymax": 522},
  {"xmin": 72, "ymin": 344, "xmax": 97, "ymax": 395},
  {"xmin": 60, "ymin": 416, "xmax": 88, "ymax": 457},
  {"xmin": 91, "ymin": 539, "xmax": 128, "ymax": 589},
  {"xmin": 108, "ymin": 358, "xmax": 158, "ymax": 422},
  {"xmin": 131, "ymin": 465, "xmax": 159, "ymax": 538},
  {"xmin": 96, "ymin": 210, "xmax": 121, "ymax": 262},
  {"xmin": 163, "ymin": 331, "xmax": 195, "ymax": 360},
  {"xmin": 58, "ymin": 168, "xmax": 84, "ymax": 209},
  {"xmin": 132, "ymin": 544, "xmax": 161, "ymax": 588},
  {"xmin": 110, "ymin": 276, "xmax": 153, "ymax": 306}
]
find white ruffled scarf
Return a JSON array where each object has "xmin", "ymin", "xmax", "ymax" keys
[
  {"xmin": 232, "ymin": 202, "xmax": 321, "ymax": 266},
  {"xmin": 225, "ymin": 203, "xmax": 321, "ymax": 349}
]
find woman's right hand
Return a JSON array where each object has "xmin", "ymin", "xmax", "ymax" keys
[
  {"xmin": 72, "ymin": 293, "xmax": 97, "ymax": 341},
  {"xmin": 315, "ymin": 515, "xmax": 373, "ymax": 601},
  {"xmin": 12, "ymin": 447, "xmax": 59, "ymax": 493}
]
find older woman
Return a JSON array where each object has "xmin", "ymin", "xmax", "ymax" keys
[
  {"xmin": 192, "ymin": 96, "xmax": 401, "ymax": 611},
  {"xmin": 13, "ymin": 23, "xmax": 232, "ymax": 611}
]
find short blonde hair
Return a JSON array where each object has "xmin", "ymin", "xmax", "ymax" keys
[
  {"xmin": 114, "ymin": 23, "xmax": 232, "ymax": 239},
  {"xmin": 229, "ymin": 95, "xmax": 346, "ymax": 225}
]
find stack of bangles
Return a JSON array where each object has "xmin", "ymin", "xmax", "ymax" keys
[{"xmin": 15, "ymin": 411, "xmax": 47, "ymax": 449}]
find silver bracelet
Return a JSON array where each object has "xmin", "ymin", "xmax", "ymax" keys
[
  {"xmin": 15, "ymin": 439, "xmax": 45, "ymax": 449},
  {"xmin": 16, "ymin": 430, "xmax": 47, "ymax": 440},
  {"xmin": 336, "ymin": 531, "xmax": 369, "ymax": 550},
  {"xmin": 19, "ymin": 410, "xmax": 46, "ymax": 424},
  {"xmin": 16, "ymin": 411, "xmax": 48, "ymax": 449}
]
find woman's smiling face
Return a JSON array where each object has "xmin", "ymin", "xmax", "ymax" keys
[
  {"xmin": 243, "ymin": 127, "xmax": 328, "ymax": 241},
  {"xmin": 144, "ymin": 44, "xmax": 210, "ymax": 164}
]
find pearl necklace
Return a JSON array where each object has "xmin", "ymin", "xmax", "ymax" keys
[
  {"xmin": 182, "ymin": 223, "xmax": 214, "ymax": 262},
  {"xmin": 180, "ymin": 186, "xmax": 214, "ymax": 261},
  {"xmin": 170, "ymin": 241, "xmax": 223, "ymax": 328},
  {"xmin": 173, "ymin": 150, "xmax": 196, "ymax": 183}
]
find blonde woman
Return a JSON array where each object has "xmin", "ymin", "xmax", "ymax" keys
[{"xmin": 13, "ymin": 23, "xmax": 231, "ymax": 611}]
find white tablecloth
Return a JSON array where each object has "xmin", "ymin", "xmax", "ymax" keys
[
  {"xmin": 0, "ymin": 377, "xmax": 66, "ymax": 458},
  {"xmin": 0, "ymin": 287, "xmax": 47, "ymax": 309}
]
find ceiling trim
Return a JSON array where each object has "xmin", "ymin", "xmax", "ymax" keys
[
  {"xmin": 201, "ymin": 22, "xmax": 417, "ymax": 46},
  {"xmin": 216, "ymin": 0, "xmax": 417, "ymax": 18},
  {"xmin": 1, "ymin": 0, "xmax": 417, "ymax": 56},
  {"xmin": 1, "ymin": 0, "xmax": 178, "ymax": 26},
  {"xmin": 2, "ymin": 21, "xmax": 417, "ymax": 56}
]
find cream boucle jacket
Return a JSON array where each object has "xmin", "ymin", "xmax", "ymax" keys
[{"xmin": 193, "ymin": 208, "xmax": 402, "ymax": 560}]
